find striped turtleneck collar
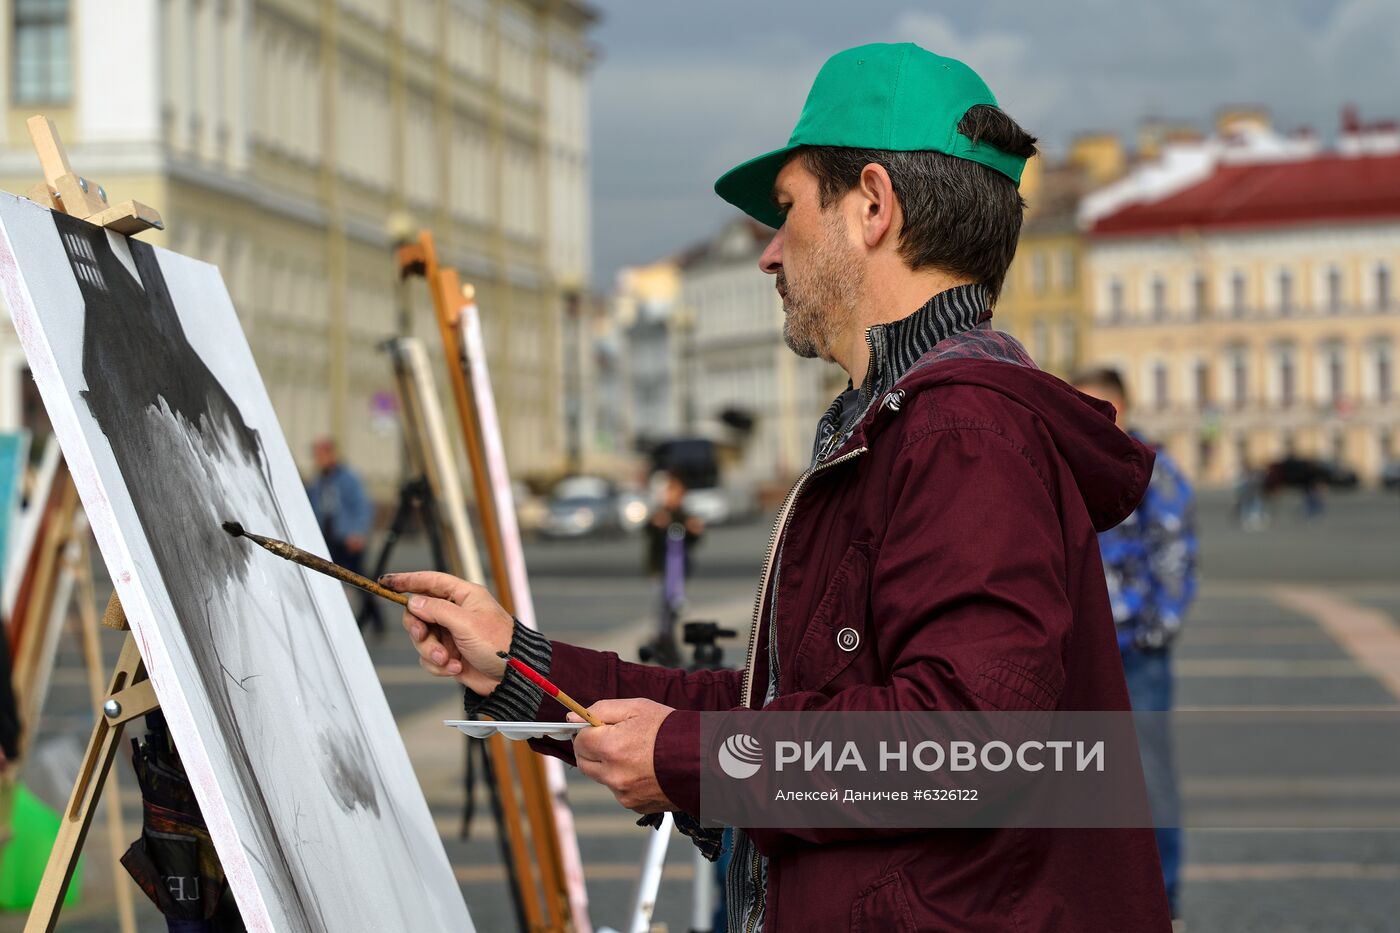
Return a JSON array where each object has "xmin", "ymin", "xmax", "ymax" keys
[
  {"xmin": 860, "ymin": 282, "xmax": 993, "ymax": 402},
  {"xmin": 811, "ymin": 283, "xmax": 993, "ymax": 464}
]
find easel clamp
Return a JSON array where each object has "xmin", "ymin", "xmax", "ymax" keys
[{"xmin": 23, "ymin": 115, "xmax": 164, "ymax": 236}]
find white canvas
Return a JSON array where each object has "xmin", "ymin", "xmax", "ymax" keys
[{"xmin": 0, "ymin": 192, "xmax": 474, "ymax": 933}]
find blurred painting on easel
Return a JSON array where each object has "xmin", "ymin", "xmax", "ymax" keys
[{"xmin": 0, "ymin": 192, "xmax": 473, "ymax": 931}]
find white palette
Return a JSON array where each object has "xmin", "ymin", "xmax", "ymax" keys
[{"xmin": 445, "ymin": 720, "xmax": 589, "ymax": 742}]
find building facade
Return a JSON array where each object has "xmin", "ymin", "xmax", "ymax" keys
[
  {"xmin": 1085, "ymin": 115, "xmax": 1400, "ymax": 486},
  {"xmin": 996, "ymin": 157, "xmax": 1089, "ymax": 376},
  {"xmin": 0, "ymin": 0, "xmax": 596, "ymax": 495},
  {"xmin": 678, "ymin": 217, "xmax": 844, "ymax": 492}
]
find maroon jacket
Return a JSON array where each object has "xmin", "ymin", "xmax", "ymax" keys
[{"xmin": 526, "ymin": 356, "xmax": 1172, "ymax": 932}]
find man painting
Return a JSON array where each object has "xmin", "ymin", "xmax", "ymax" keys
[{"xmin": 391, "ymin": 44, "xmax": 1172, "ymax": 931}]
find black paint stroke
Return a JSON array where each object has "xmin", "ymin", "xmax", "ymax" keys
[{"xmin": 51, "ymin": 213, "xmax": 429, "ymax": 930}]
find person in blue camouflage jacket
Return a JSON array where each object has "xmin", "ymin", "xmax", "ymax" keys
[{"xmin": 1074, "ymin": 367, "xmax": 1198, "ymax": 922}]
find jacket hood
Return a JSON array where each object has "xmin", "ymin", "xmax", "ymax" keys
[{"xmin": 852, "ymin": 357, "xmax": 1154, "ymax": 532}]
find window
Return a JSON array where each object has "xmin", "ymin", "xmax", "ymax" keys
[
  {"xmin": 1229, "ymin": 347, "xmax": 1248, "ymax": 409},
  {"xmin": 1194, "ymin": 360, "xmax": 1211, "ymax": 409},
  {"xmin": 1150, "ymin": 276, "xmax": 1167, "ymax": 320},
  {"xmin": 1378, "ymin": 264, "xmax": 1393, "ymax": 310},
  {"xmin": 1191, "ymin": 273, "xmax": 1208, "ymax": 320},
  {"xmin": 1230, "ymin": 270, "xmax": 1247, "ymax": 317},
  {"xmin": 1277, "ymin": 268, "xmax": 1293, "ymax": 315},
  {"xmin": 13, "ymin": 0, "xmax": 71, "ymax": 104},
  {"xmin": 1277, "ymin": 344, "xmax": 1296, "ymax": 408},
  {"xmin": 1152, "ymin": 361, "xmax": 1169, "ymax": 411},
  {"xmin": 1031, "ymin": 320, "xmax": 1049, "ymax": 363},
  {"xmin": 1108, "ymin": 278, "xmax": 1124, "ymax": 321},
  {"xmin": 1326, "ymin": 266, "xmax": 1343, "ymax": 313},
  {"xmin": 1323, "ymin": 342, "xmax": 1345, "ymax": 404},
  {"xmin": 1031, "ymin": 252, "xmax": 1049, "ymax": 295},
  {"xmin": 1376, "ymin": 340, "xmax": 1394, "ymax": 403},
  {"xmin": 1198, "ymin": 437, "xmax": 1215, "ymax": 473},
  {"xmin": 1059, "ymin": 319, "xmax": 1078, "ymax": 369},
  {"xmin": 1060, "ymin": 250, "xmax": 1077, "ymax": 291}
]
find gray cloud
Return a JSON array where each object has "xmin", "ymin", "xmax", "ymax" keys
[{"xmin": 588, "ymin": 0, "xmax": 1400, "ymax": 286}]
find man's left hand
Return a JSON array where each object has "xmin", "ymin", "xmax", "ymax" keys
[{"xmin": 569, "ymin": 698, "xmax": 676, "ymax": 814}]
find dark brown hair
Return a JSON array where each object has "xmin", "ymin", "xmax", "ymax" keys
[{"xmin": 798, "ymin": 105, "xmax": 1038, "ymax": 304}]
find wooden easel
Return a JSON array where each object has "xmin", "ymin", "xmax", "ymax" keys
[
  {"xmin": 397, "ymin": 232, "xmax": 587, "ymax": 933},
  {"xmin": 17, "ymin": 115, "xmax": 164, "ymax": 933},
  {"xmin": 5, "ymin": 465, "xmax": 138, "ymax": 933}
]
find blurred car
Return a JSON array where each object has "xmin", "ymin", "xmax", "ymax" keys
[
  {"xmin": 1320, "ymin": 459, "xmax": 1360, "ymax": 489},
  {"xmin": 511, "ymin": 481, "xmax": 548, "ymax": 537},
  {"xmin": 649, "ymin": 435, "xmax": 758, "ymax": 526},
  {"xmin": 617, "ymin": 488, "xmax": 650, "ymax": 532},
  {"xmin": 541, "ymin": 475, "xmax": 648, "ymax": 539},
  {"xmin": 1264, "ymin": 456, "xmax": 1358, "ymax": 492},
  {"xmin": 683, "ymin": 484, "xmax": 757, "ymax": 526},
  {"xmin": 1381, "ymin": 459, "xmax": 1400, "ymax": 491}
]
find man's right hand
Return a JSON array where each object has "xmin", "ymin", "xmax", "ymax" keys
[{"xmin": 379, "ymin": 571, "xmax": 514, "ymax": 696}]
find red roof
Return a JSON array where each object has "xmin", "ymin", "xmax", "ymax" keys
[{"xmin": 1090, "ymin": 152, "xmax": 1400, "ymax": 237}]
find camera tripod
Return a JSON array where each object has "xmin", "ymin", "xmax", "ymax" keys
[{"xmin": 610, "ymin": 622, "xmax": 737, "ymax": 933}]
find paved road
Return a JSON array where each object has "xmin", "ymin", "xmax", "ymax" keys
[{"xmin": 6, "ymin": 489, "xmax": 1400, "ymax": 931}]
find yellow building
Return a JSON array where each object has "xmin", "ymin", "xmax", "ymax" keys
[
  {"xmin": 997, "ymin": 137, "xmax": 1124, "ymax": 376},
  {"xmin": 1084, "ymin": 118, "xmax": 1400, "ymax": 486},
  {"xmin": 0, "ymin": 0, "xmax": 596, "ymax": 495}
]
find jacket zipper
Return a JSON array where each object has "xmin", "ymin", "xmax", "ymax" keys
[
  {"xmin": 740, "ymin": 326, "xmax": 881, "ymax": 709},
  {"xmin": 743, "ymin": 839, "xmax": 763, "ymax": 933},
  {"xmin": 739, "ymin": 443, "xmax": 869, "ymax": 708},
  {"xmin": 738, "ymin": 328, "xmax": 883, "ymax": 933},
  {"xmin": 736, "ymin": 446, "xmax": 867, "ymax": 933}
]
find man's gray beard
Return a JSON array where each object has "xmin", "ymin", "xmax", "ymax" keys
[
  {"xmin": 782, "ymin": 314, "xmax": 821, "ymax": 358},
  {"xmin": 779, "ymin": 217, "xmax": 863, "ymax": 361}
]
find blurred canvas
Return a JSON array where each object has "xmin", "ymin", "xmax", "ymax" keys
[{"xmin": 0, "ymin": 192, "xmax": 473, "ymax": 932}]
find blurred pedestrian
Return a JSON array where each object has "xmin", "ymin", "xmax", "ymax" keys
[
  {"xmin": 306, "ymin": 437, "xmax": 379, "ymax": 635},
  {"xmin": 1073, "ymin": 367, "xmax": 1198, "ymax": 921},
  {"xmin": 640, "ymin": 471, "xmax": 704, "ymax": 667},
  {"xmin": 1234, "ymin": 460, "xmax": 1268, "ymax": 531}
]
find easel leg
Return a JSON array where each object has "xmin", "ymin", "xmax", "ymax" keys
[
  {"xmin": 24, "ymin": 630, "xmax": 152, "ymax": 933},
  {"xmin": 515, "ymin": 743, "xmax": 569, "ymax": 931},
  {"xmin": 71, "ymin": 544, "xmax": 137, "ymax": 933}
]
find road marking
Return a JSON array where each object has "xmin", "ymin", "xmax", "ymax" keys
[
  {"xmin": 1184, "ymin": 777, "xmax": 1400, "ymax": 797},
  {"xmin": 1183, "ymin": 862, "xmax": 1400, "ymax": 882},
  {"xmin": 1175, "ymin": 659, "xmax": 1367, "ymax": 677},
  {"xmin": 1176, "ymin": 705, "xmax": 1400, "ymax": 712},
  {"xmin": 1181, "ymin": 627, "xmax": 1332, "ymax": 645},
  {"xmin": 1271, "ymin": 586, "xmax": 1400, "ymax": 701},
  {"xmin": 437, "ymin": 812, "xmax": 671, "ymax": 839},
  {"xmin": 1186, "ymin": 809, "xmax": 1400, "ymax": 828},
  {"xmin": 455, "ymin": 861, "xmax": 696, "ymax": 885}
]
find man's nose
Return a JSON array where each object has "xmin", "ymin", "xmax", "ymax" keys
[{"xmin": 759, "ymin": 228, "xmax": 784, "ymax": 275}]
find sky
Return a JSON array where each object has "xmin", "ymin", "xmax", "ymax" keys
[{"xmin": 586, "ymin": 0, "xmax": 1400, "ymax": 288}]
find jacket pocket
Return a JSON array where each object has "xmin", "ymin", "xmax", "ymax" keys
[
  {"xmin": 791, "ymin": 540, "xmax": 874, "ymax": 694},
  {"xmin": 850, "ymin": 871, "xmax": 917, "ymax": 933}
]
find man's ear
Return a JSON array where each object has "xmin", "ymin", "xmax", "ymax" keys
[{"xmin": 855, "ymin": 163, "xmax": 898, "ymax": 250}]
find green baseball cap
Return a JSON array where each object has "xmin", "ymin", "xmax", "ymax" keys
[{"xmin": 715, "ymin": 43, "xmax": 1026, "ymax": 229}]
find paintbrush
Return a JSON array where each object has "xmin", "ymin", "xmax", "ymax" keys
[
  {"xmin": 222, "ymin": 520, "xmax": 410, "ymax": 606},
  {"xmin": 496, "ymin": 651, "xmax": 604, "ymax": 727}
]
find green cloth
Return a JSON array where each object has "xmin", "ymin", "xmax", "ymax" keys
[
  {"xmin": 0, "ymin": 783, "xmax": 82, "ymax": 911},
  {"xmin": 715, "ymin": 42, "xmax": 1027, "ymax": 228}
]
